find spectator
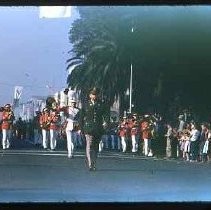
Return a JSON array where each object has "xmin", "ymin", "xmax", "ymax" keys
[{"xmin": 189, "ymin": 123, "xmax": 200, "ymax": 162}]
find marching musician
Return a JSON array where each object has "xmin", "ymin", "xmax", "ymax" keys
[
  {"xmin": 49, "ymin": 109, "xmax": 60, "ymax": 151},
  {"xmin": 39, "ymin": 107, "xmax": 50, "ymax": 150},
  {"xmin": 140, "ymin": 114, "xmax": 153, "ymax": 157},
  {"xmin": 118, "ymin": 116, "xmax": 128, "ymax": 153},
  {"xmin": 65, "ymin": 98, "xmax": 80, "ymax": 158},
  {"xmin": 1, "ymin": 104, "xmax": 15, "ymax": 149},
  {"xmin": 130, "ymin": 113, "xmax": 139, "ymax": 153}
]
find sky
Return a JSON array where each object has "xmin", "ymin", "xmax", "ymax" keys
[{"xmin": 0, "ymin": 6, "xmax": 79, "ymax": 105}]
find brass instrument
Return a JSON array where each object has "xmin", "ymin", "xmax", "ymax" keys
[{"xmin": 42, "ymin": 122, "xmax": 50, "ymax": 129}]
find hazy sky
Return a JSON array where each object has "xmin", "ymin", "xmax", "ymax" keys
[{"xmin": 0, "ymin": 6, "xmax": 79, "ymax": 105}]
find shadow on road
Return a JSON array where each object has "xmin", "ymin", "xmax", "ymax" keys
[{"xmin": 95, "ymin": 168, "xmax": 156, "ymax": 173}]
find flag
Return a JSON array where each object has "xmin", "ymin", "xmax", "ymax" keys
[
  {"xmin": 14, "ymin": 86, "xmax": 23, "ymax": 100},
  {"xmin": 39, "ymin": 6, "xmax": 72, "ymax": 18}
]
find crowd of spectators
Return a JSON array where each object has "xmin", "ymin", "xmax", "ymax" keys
[{"xmin": 1, "ymin": 105, "xmax": 211, "ymax": 163}]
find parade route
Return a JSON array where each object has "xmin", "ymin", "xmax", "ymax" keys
[{"xmin": 0, "ymin": 146, "xmax": 211, "ymax": 203}]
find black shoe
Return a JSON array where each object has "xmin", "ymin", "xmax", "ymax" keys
[{"xmin": 91, "ymin": 161, "xmax": 96, "ymax": 171}]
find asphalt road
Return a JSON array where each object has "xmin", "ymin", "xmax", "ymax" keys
[{"xmin": 0, "ymin": 140, "xmax": 211, "ymax": 203}]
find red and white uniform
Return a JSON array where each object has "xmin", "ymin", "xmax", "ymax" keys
[
  {"xmin": 39, "ymin": 113, "xmax": 50, "ymax": 130},
  {"xmin": 118, "ymin": 120, "xmax": 128, "ymax": 152},
  {"xmin": 49, "ymin": 110, "xmax": 60, "ymax": 150},
  {"xmin": 39, "ymin": 110, "xmax": 50, "ymax": 149},
  {"xmin": 2, "ymin": 110, "xmax": 13, "ymax": 130},
  {"xmin": 140, "ymin": 119, "xmax": 153, "ymax": 156},
  {"xmin": 1, "ymin": 110, "xmax": 14, "ymax": 149},
  {"xmin": 140, "ymin": 121, "xmax": 152, "ymax": 140},
  {"xmin": 130, "ymin": 120, "xmax": 138, "ymax": 153}
]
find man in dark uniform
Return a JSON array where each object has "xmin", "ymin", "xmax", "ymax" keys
[{"xmin": 80, "ymin": 88, "xmax": 108, "ymax": 171}]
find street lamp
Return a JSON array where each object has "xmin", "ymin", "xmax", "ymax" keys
[{"xmin": 129, "ymin": 26, "xmax": 134, "ymax": 114}]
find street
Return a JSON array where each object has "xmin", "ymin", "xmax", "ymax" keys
[{"xmin": 0, "ymin": 140, "xmax": 211, "ymax": 203}]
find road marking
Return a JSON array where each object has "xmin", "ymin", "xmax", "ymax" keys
[
  {"xmin": 0, "ymin": 150, "xmax": 208, "ymax": 164},
  {"xmin": 0, "ymin": 149, "xmax": 167, "ymax": 161},
  {"xmin": 0, "ymin": 151, "xmax": 159, "ymax": 160},
  {"xmin": 0, "ymin": 152, "xmax": 84, "ymax": 157}
]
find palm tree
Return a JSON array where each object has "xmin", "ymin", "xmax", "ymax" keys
[{"xmin": 67, "ymin": 6, "xmax": 136, "ymax": 111}]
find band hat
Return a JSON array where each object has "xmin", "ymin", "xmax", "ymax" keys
[
  {"xmin": 4, "ymin": 104, "xmax": 11, "ymax": 108},
  {"xmin": 69, "ymin": 98, "xmax": 76, "ymax": 103},
  {"xmin": 43, "ymin": 108, "xmax": 49, "ymax": 112}
]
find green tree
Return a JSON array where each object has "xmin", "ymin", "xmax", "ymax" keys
[
  {"xmin": 67, "ymin": 6, "xmax": 211, "ymax": 118},
  {"xmin": 67, "ymin": 6, "xmax": 154, "ymax": 114}
]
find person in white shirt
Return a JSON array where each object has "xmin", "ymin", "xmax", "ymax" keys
[
  {"xmin": 165, "ymin": 123, "xmax": 173, "ymax": 158},
  {"xmin": 65, "ymin": 99, "xmax": 80, "ymax": 158},
  {"xmin": 189, "ymin": 123, "xmax": 200, "ymax": 162},
  {"xmin": 201, "ymin": 125, "xmax": 210, "ymax": 162}
]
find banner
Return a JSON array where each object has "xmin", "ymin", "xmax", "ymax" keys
[
  {"xmin": 39, "ymin": 6, "xmax": 72, "ymax": 18},
  {"xmin": 14, "ymin": 86, "xmax": 23, "ymax": 100}
]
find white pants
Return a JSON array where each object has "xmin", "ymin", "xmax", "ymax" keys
[
  {"xmin": 99, "ymin": 139, "xmax": 104, "ymax": 152},
  {"xmin": 2, "ymin": 129, "xmax": 11, "ymax": 149},
  {"xmin": 66, "ymin": 129, "xmax": 74, "ymax": 157},
  {"xmin": 50, "ymin": 129, "xmax": 58, "ymax": 150},
  {"xmin": 184, "ymin": 140, "xmax": 190, "ymax": 153},
  {"xmin": 203, "ymin": 140, "xmax": 209, "ymax": 154},
  {"xmin": 166, "ymin": 137, "xmax": 172, "ymax": 157},
  {"xmin": 144, "ymin": 138, "xmax": 152, "ymax": 156},
  {"xmin": 121, "ymin": 136, "xmax": 127, "ymax": 152},
  {"xmin": 42, "ymin": 129, "xmax": 49, "ymax": 149},
  {"xmin": 131, "ymin": 135, "xmax": 138, "ymax": 152}
]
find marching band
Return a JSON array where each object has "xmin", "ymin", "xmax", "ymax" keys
[{"xmin": 0, "ymin": 92, "xmax": 211, "ymax": 171}]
